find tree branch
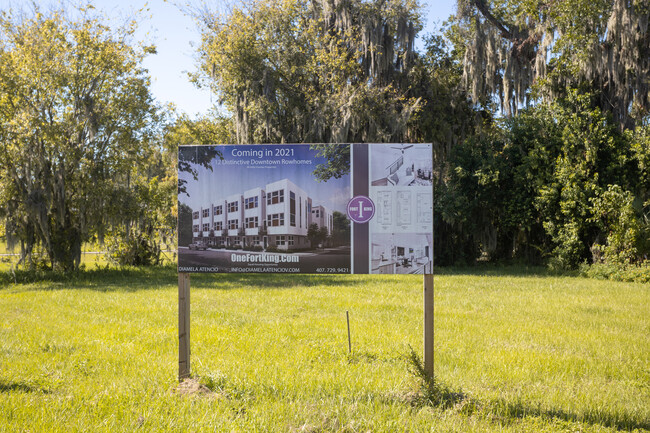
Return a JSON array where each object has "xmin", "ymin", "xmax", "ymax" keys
[
  {"xmin": 472, "ymin": 0, "xmax": 514, "ymax": 40},
  {"xmin": 471, "ymin": 0, "xmax": 541, "ymax": 61}
]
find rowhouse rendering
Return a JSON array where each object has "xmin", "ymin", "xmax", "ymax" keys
[{"xmin": 191, "ymin": 178, "xmax": 334, "ymax": 250}]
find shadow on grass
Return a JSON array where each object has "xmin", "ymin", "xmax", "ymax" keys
[
  {"xmin": 0, "ymin": 265, "xmax": 178, "ymax": 291},
  {"xmin": 486, "ymin": 398, "xmax": 650, "ymax": 431},
  {"xmin": 189, "ymin": 273, "xmax": 380, "ymax": 290},
  {"xmin": 434, "ymin": 263, "xmax": 578, "ymax": 279},
  {"xmin": 0, "ymin": 265, "xmax": 387, "ymax": 292},
  {"xmin": 1, "ymin": 263, "xmax": 584, "ymax": 292},
  {"xmin": 0, "ymin": 380, "xmax": 50, "ymax": 394},
  {"xmin": 405, "ymin": 347, "xmax": 648, "ymax": 431}
]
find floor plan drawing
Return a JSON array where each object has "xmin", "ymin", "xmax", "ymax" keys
[
  {"xmin": 376, "ymin": 191, "xmax": 393, "ymax": 225},
  {"xmin": 417, "ymin": 192, "xmax": 433, "ymax": 224},
  {"xmin": 396, "ymin": 191, "xmax": 412, "ymax": 227}
]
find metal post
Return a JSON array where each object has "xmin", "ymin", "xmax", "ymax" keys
[
  {"xmin": 423, "ymin": 272, "xmax": 434, "ymax": 380},
  {"xmin": 178, "ymin": 272, "xmax": 191, "ymax": 381}
]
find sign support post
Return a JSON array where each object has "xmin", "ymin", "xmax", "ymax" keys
[
  {"xmin": 423, "ymin": 270, "xmax": 434, "ymax": 380},
  {"xmin": 178, "ymin": 272, "xmax": 191, "ymax": 381}
]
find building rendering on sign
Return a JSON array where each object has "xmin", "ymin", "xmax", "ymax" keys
[
  {"xmin": 311, "ymin": 205, "xmax": 333, "ymax": 235},
  {"xmin": 192, "ymin": 178, "xmax": 332, "ymax": 251}
]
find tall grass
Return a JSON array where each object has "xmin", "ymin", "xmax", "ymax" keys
[{"xmin": 0, "ymin": 268, "xmax": 648, "ymax": 432}]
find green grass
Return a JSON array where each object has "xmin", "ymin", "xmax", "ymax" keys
[{"xmin": 0, "ymin": 267, "xmax": 648, "ymax": 432}]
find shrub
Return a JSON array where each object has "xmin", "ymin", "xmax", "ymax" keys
[
  {"xmin": 579, "ymin": 261, "xmax": 650, "ymax": 283},
  {"xmin": 106, "ymin": 232, "xmax": 161, "ymax": 266}
]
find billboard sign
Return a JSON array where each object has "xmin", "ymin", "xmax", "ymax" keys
[{"xmin": 178, "ymin": 144, "xmax": 432, "ymax": 274}]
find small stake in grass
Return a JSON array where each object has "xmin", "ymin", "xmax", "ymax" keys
[{"xmin": 346, "ymin": 310, "xmax": 352, "ymax": 354}]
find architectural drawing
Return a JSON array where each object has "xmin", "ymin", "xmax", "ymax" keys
[{"xmin": 192, "ymin": 178, "xmax": 334, "ymax": 251}]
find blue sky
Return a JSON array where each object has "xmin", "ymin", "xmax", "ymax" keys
[
  {"xmin": 179, "ymin": 145, "xmax": 351, "ymax": 213},
  {"xmin": 0, "ymin": 0, "xmax": 457, "ymax": 118}
]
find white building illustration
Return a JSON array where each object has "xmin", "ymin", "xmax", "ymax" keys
[
  {"xmin": 311, "ymin": 205, "xmax": 333, "ymax": 234},
  {"xmin": 191, "ymin": 178, "xmax": 333, "ymax": 250}
]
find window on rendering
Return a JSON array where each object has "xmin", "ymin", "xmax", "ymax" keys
[
  {"xmin": 202, "ymin": 223, "xmax": 210, "ymax": 231},
  {"xmin": 245, "ymin": 196, "xmax": 258, "ymax": 209},
  {"xmin": 267, "ymin": 213, "xmax": 284, "ymax": 227},
  {"xmin": 389, "ymin": 155, "xmax": 404, "ymax": 175},
  {"xmin": 192, "ymin": 225, "xmax": 199, "ymax": 232},
  {"xmin": 276, "ymin": 235, "xmax": 286, "ymax": 245},
  {"xmin": 228, "ymin": 201, "xmax": 239, "ymax": 212},
  {"xmin": 214, "ymin": 221, "xmax": 223, "ymax": 230},
  {"xmin": 193, "ymin": 211, "xmax": 199, "ymax": 219},
  {"xmin": 202, "ymin": 208, "xmax": 210, "ymax": 218},
  {"xmin": 214, "ymin": 205, "xmax": 223, "ymax": 215},
  {"xmin": 290, "ymin": 191, "xmax": 296, "ymax": 227},
  {"xmin": 228, "ymin": 219, "xmax": 239, "ymax": 229},
  {"xmin": 267, "ymin": 190, "xmax": 284, "ymax": 205},
  {"xmin": 288, "ymin": 235, "xmax": 294, "ymax": 246},
  {"xmin": 245, "ymin": 216, "xmax": 259, "ymax": 228}
]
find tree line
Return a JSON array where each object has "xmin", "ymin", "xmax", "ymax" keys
[{"xmin": 1, "ymin": 0, "xmax": 648, "ymax": 271}]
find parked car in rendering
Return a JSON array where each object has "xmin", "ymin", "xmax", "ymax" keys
[{"xmin": 188, "ymin": 241, "xmax": 208, "ymax": 251}]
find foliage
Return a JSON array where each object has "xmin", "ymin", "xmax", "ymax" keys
[
  {"xmin": 0, "ymin": 4, "xmax": 159, "ymax": 271},
  {"xmin": 330, "ymin": 211, "xmax": 350, "ymax": 246},
  {"xmin": 589, "ymin": 185, "xmax": 642, "ymax": 264},
  {"xmin": 105, "ymin": 227, "xmax": 162, "ymax": 267},
  {"xmin": 440, "ymin": 90, "xmax": 649, "ymax": 268},
  {"xmin": 579, "ymin": 261, "xmax": 650, "ymax": 283},
  {"xmin": 405, "ymin": 345, "xmax": 465, "ymax": 409},
  {"xmin": 162, "ymin": 112, "xmax": 229, "ymax": 197},
  {"xmin": 163, "ymin": 111, "xmax": 235, "ymax": 146},
  {"xmin": 310, "ymin": 143, "xmax": 350, "ymax": 181},
  {"xmin": 450, "ymin": 0, "xmax": 650, "ymax": 128},
  {"xmin": 192, "ymin": 0, "xmax": 423, "ymax": 144},
  {"xmin": 307, "ymin": 222, "xmax": 327, "ymax": 248},
  {"xmin": 536, "ymin": 92, "xmax": 643, "ymax": 268},
  {"xmin": 177, "ymin": 203, "xmax": 194, "ymax": 247},
  {"xmin": 410, "ymin": 33, "xmax": 476, "ymax": 169}
]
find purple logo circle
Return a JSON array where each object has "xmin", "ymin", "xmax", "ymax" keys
[{"xmin": 347, "ymin": 196, "xmax": 375, "ymax": 224}]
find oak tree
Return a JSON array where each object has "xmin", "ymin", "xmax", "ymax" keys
[{"xmin": 0, "ymin": 5, "xmax": 159, "ymax": 270}]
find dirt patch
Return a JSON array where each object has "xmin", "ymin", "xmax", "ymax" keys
[{"xmin": 173, "ymin": 378, "xmax": 215, "ymax": 396}]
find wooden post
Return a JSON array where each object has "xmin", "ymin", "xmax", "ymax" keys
[
  {"xmin": 178, "ymin": 272, "xmax": 191, "ymax": 381},
  {"xmin": 423, "ymin": 271, "xmax": 434, "ymax": 380},
  {"xmin": 346, "ymin": 310, "xmax": 352, "ymax": 354}
]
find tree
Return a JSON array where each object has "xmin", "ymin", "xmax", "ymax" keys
[
  {"xmin": 192, "ymin": 0, "xmax": 423, "ymax": 144},
  {"xmin": 450, "ymin": 0, "xmax": 649, "ymax": 127},
  {"xmin": 0, "ymin": 4, "xmax": 159, "ymax": 270},
  {"xmin": 318, "ymin": 226, "xmax": 330, "ymax": 247},
  {"xmin": 310, "ymin": 143, "xmax": 350, "ymax": 182},
  {"xmin": 162, "ymin": 112, "xmax": 230, "ymax": 196},
  {"xmin": 441, "ymin": 89, "xmax": 650, "ymax": 268},
  {"xmin": 177, "ymin": 203, "xmax": 194, "ymax": 247},
  {"xmin": 307, "ymin": 223, "xmax": 327, "ymax": 248},
  {"xmin": 330, "ymin": 211, "xmax": 350, "ymax": 246}
]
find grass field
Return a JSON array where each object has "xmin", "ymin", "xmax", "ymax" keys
[{"xmin": 0, "ymin": 267, "xmax": 648, "ymax": 432}]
